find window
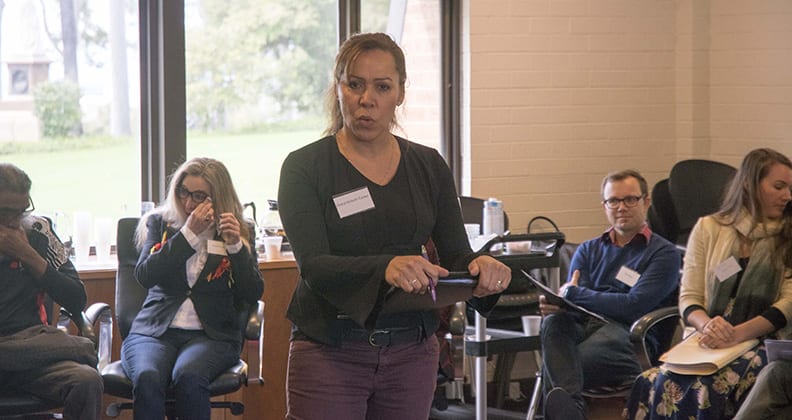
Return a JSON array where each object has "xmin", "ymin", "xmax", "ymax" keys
[
  {"xmin": 181, "ymin": 0, "xmax": 446, "ymax": 220},
  {"xmin": 0, "ymin": 0, "xmax": 458, "ymax": 251},
  {"xmin": 183, "ymin": 0, "xmax": 337, "ymax": 212},
  {"xmin": 1, "ymin": 0, "xmax": 140, "ymax": 251}
]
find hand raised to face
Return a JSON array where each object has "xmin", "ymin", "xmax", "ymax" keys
[{"xmin": 186, "ymin": 199, "xmax": 215, "ymax": 235}]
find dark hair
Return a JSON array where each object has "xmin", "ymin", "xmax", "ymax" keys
[
  {"xmin": 718, "ymin": 148, "xmax": 792, "ymax": 225},
  {"xmin": 0, "ymin": 163, "xmax": 32, "ymax": 194},
  {"xmin": 600, "ymin": 169, "xmax": 648, "ymax": 198},
  {"xmin": 323, "ymin": 32, "xmax": 407, "ymax": 136}
]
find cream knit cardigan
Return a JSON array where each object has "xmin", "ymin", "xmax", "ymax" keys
[{"xmin": 679, "ymin": 214, "xmax": 792, "ymax": 339}]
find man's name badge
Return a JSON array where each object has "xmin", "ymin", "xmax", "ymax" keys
[
  {"xmin": 207, "ymin": 240, "xmax": 227, "ymax": 256},
  {"xmin": 714, "ymin": 256, "xmax": 741, "ymax": 282},
  {"xmin": 333, "ymin": 186, "xmax": 375, "ymax": 219},
  {"xmin": 615, "ymin": 265, "xmax": 641, "ymax": 287}
]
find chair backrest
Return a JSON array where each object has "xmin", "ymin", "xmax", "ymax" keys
[
  {"xmin": 458, "ymin": 196, "xmax": 510, "ymax": 234},
  {"xmin": 115, "ymin": 217, "xmax": 147, "ymax": 339},
  {"xmin": 646, "ymin": 178, "xmax": 679, "ymax": 243},
  {"xmin": 669, "ymin": 159, "xmax": 736, "ymax": 245}
]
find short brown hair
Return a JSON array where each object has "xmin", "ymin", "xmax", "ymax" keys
[{"xmin": 601, "ymin": 169, "xmax": 648, "ymax": 198}]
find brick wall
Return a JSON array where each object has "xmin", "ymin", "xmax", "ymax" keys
[{"xmin": 466, "ymin": 0, "xmax": 792, "ymax": 243}]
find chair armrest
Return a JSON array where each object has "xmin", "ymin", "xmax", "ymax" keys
[
  {"xmin": 59, "ymin": 303, "xmax": 111, "ymax": 349},
  {"xmin": 244, "ymin": 300, "xmax": 265, "ymax": 341},
  {"xmin": 629, "ymin": 306, "xmax": 680, "ymax": 371},
  {"xmin": 84, "ymin": 302, "xmax": 112, "ymax": 327}
]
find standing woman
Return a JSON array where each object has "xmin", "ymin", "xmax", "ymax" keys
[
  {"xmin": 279, "ymin": 32, "xmax": 511, "ymax": 420},
  {"xmin": 627, "ymin": 148, "xmax": 792, "ymax": 419},
  {"xmin": 121, "ymin": 157, "xmax": 264, "ymax": 420}
]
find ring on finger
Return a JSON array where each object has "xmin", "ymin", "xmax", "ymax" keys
[
  {"xmin": 204, "ymin": 215, "xmax": 212, "ymax": 222},
  {"xmin": 410, "ymin": 279, "xmax": 418, "ymax": 285}
]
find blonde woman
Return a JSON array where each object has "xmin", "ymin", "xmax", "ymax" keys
[
  {"xmin": 627, "ymin": 148, "xmax": 792, "ymax": 419},
  {"xmin": 122, "ymin": 157, "xmax": 263, "ymax": 420}
]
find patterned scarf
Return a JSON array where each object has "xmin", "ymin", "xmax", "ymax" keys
[{"xmin": 707, "ymin": 212, "xmax": 783, "ymax": 325}]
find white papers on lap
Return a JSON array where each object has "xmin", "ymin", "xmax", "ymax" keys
[{"xmin": 659, "ymin": 331, "xmax": 759, "ymax": 375}]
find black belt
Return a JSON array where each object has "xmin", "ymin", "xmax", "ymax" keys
[{"xmin": 343, "ymin": 326, "xmax": 424, "ymax": 347}]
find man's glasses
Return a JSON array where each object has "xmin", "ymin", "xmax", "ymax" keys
[
  {"xmin": 602, "ymin": 195, "xmax": 644, "ymax": 209},
  {"xmin": 176, "ymin": 186, "xmax": 210, "ymax": 203},
  {"xmin": 0, "ymin": 197, "xmax": 35, "ymax": 220}
]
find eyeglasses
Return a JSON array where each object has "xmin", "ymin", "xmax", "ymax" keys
[
  {"xmin": 602, "ymin": 195, "xmax": 644, "ymax": 209},
  {"xmin": 0, "ymin": 197, "xmax": 35, "ymax": 220},
  {"xmin": 176, "ymin": 186, "xmax": 210, "ymax": 203}
]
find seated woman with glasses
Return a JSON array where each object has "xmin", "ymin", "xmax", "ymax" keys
[
  {"xmin": 627, "ymin": 148, "xmax": 792, "ymax": 420},
  {"xmin": 121, "ymin": 157, "xmax": 264, "ymax": 420}
]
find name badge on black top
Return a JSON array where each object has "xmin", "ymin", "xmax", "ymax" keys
[{"xmin": 333, "ymin": 186, "xmax": 375, "ymax": 219}]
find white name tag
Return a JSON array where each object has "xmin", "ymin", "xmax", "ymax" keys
[
  {"xmin": 333, "ymin": 186, "xmax": 375, "ymax": 219},
  {"xmin": 714, "ymin": 256, "xmax": 741, "ymax": 282},
  {"xmin": 615, "ymin": 265, "xmax": 641, "ymax": 287},
  {"xmin": 207, "ymin": 240, "xmax": 227, "ymax": 256}
]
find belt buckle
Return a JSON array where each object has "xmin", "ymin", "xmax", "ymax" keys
[{"xmin": 368, "ymin": 330, "xmax": 391, "ymax": 347}]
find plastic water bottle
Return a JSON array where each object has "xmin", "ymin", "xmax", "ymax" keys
[
  {"xmin": 97, "ymin": 311, "xmax": 113, "ymax": 372},
  {"xmin": 482, "ymin": 198, "xmax": 504, "ymax": 236}
]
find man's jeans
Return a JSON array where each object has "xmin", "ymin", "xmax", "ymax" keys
[{"xmin": 541, "ymin": 312, "xmax": 641, "ymax": 411}]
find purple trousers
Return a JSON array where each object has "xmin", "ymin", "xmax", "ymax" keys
[{"xmin": 286, "ymin": 335, "xmax": 439, "ymax": 420}]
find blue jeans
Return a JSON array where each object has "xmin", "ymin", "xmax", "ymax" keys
[
  {"xmin": 121, "ymin": 329, "xmax": 240, "ymax": 420},
  {"xmin": 541, "ymin": 312, "xmax": 640, "ymax": 412}
]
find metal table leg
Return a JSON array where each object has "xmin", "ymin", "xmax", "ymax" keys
[{"xmin": 474, "ymin": 311, "xmax": 487, "ymax": 420}]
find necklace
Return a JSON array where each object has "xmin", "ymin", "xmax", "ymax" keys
[{"xmin": 338, "ymin": 134, "xmax": 398, "ymax": 185}]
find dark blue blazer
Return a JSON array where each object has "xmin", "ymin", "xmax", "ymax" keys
[{"xmin": 129, "ymin": 214, "xmax": 264, "ymax": 343}]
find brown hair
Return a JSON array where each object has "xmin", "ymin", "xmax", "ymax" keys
[
  {"xmin": 323, "ymin": 32, "xmax": 407, "ymax": 136},
  {"xmin": 600, "ymin": 169, "xmax": 649, "ymax": 198},
  {"xmin": 718, "ymin": 148, "xmax": 792, "ymax": 225}
]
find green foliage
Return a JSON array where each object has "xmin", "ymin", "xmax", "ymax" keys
[
  {"xmin": 32, "ymin": 81, "xmax": 83, "ymax": 138},
  {"xmin": 186, "ymin": 0, "xmax": 336, "ymax": 131}
]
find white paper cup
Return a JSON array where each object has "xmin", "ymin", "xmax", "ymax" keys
[
  {"xmin": 94, "ymin": 217, "xmax": 114, "ymax": 261},
  {"xmin": 263, "ymin": 236, "xmax": 283, "ymax": 260},
  {"xmin": 73, "ymin": 211, "xmax": 92, "ymax": 262},
  {"xmin": 522, "ymin": 315, "xmax": 542, "ymax": 336}
]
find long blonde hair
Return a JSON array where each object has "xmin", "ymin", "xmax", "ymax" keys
[
  {"xmin": 323, "ymin": 32, "xmax": 407, "ymax": 136},
  {"xmin": 136, "ymin": 157, "xmax": 250, "ymax": 250}
]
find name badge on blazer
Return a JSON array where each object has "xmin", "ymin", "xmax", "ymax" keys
[
  {"xmin": 333, "ymin": 186, "xmax": 375, "ymax": 219},
  {"xmin": 207, "ymin": 240, "xmax": 227, "ymax": 256}
]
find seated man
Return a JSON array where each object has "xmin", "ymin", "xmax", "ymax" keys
[
  {"xmin": 539, "ymin": 169, "xmax": 680, "ymax": 420},
  {"xmin": 0, "ymin": 163, "xmax": 102, "ymax": 420},
  {"xmin": 734, "ymin": 360, "xmax": 792, "ymax": 420}
]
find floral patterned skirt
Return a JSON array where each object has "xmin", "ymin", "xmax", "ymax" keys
[{"xmin": 626, "ymin": 345, "xmax": 766, "ymax": 420}]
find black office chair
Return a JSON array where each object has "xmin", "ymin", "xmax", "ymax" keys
[
  {"xmin": 668, "ymin": 159, "xmax": 736, "ymax": 246},
  {"xmin": 647, "ymin": 178, "xmax": 679, "ymax": 244},
  {"xmin": 101, "ymin": 217, "xmax": 264, "ymax": 418},
  {"xmin": 0, "ymin": 298, "xmax": 109, "ymax": 417}
]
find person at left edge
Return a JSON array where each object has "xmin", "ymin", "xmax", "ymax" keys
[
  {"xmin": 278, "ymin": 32, "xmax": 511, "ymax": 420},
  {"xmin": 121, "ymin": 157, "xmax": 264, "ymax": 420},
  {"xmin": 0, "ymin": 162, "xmax": 103, "ymax": 420}
]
